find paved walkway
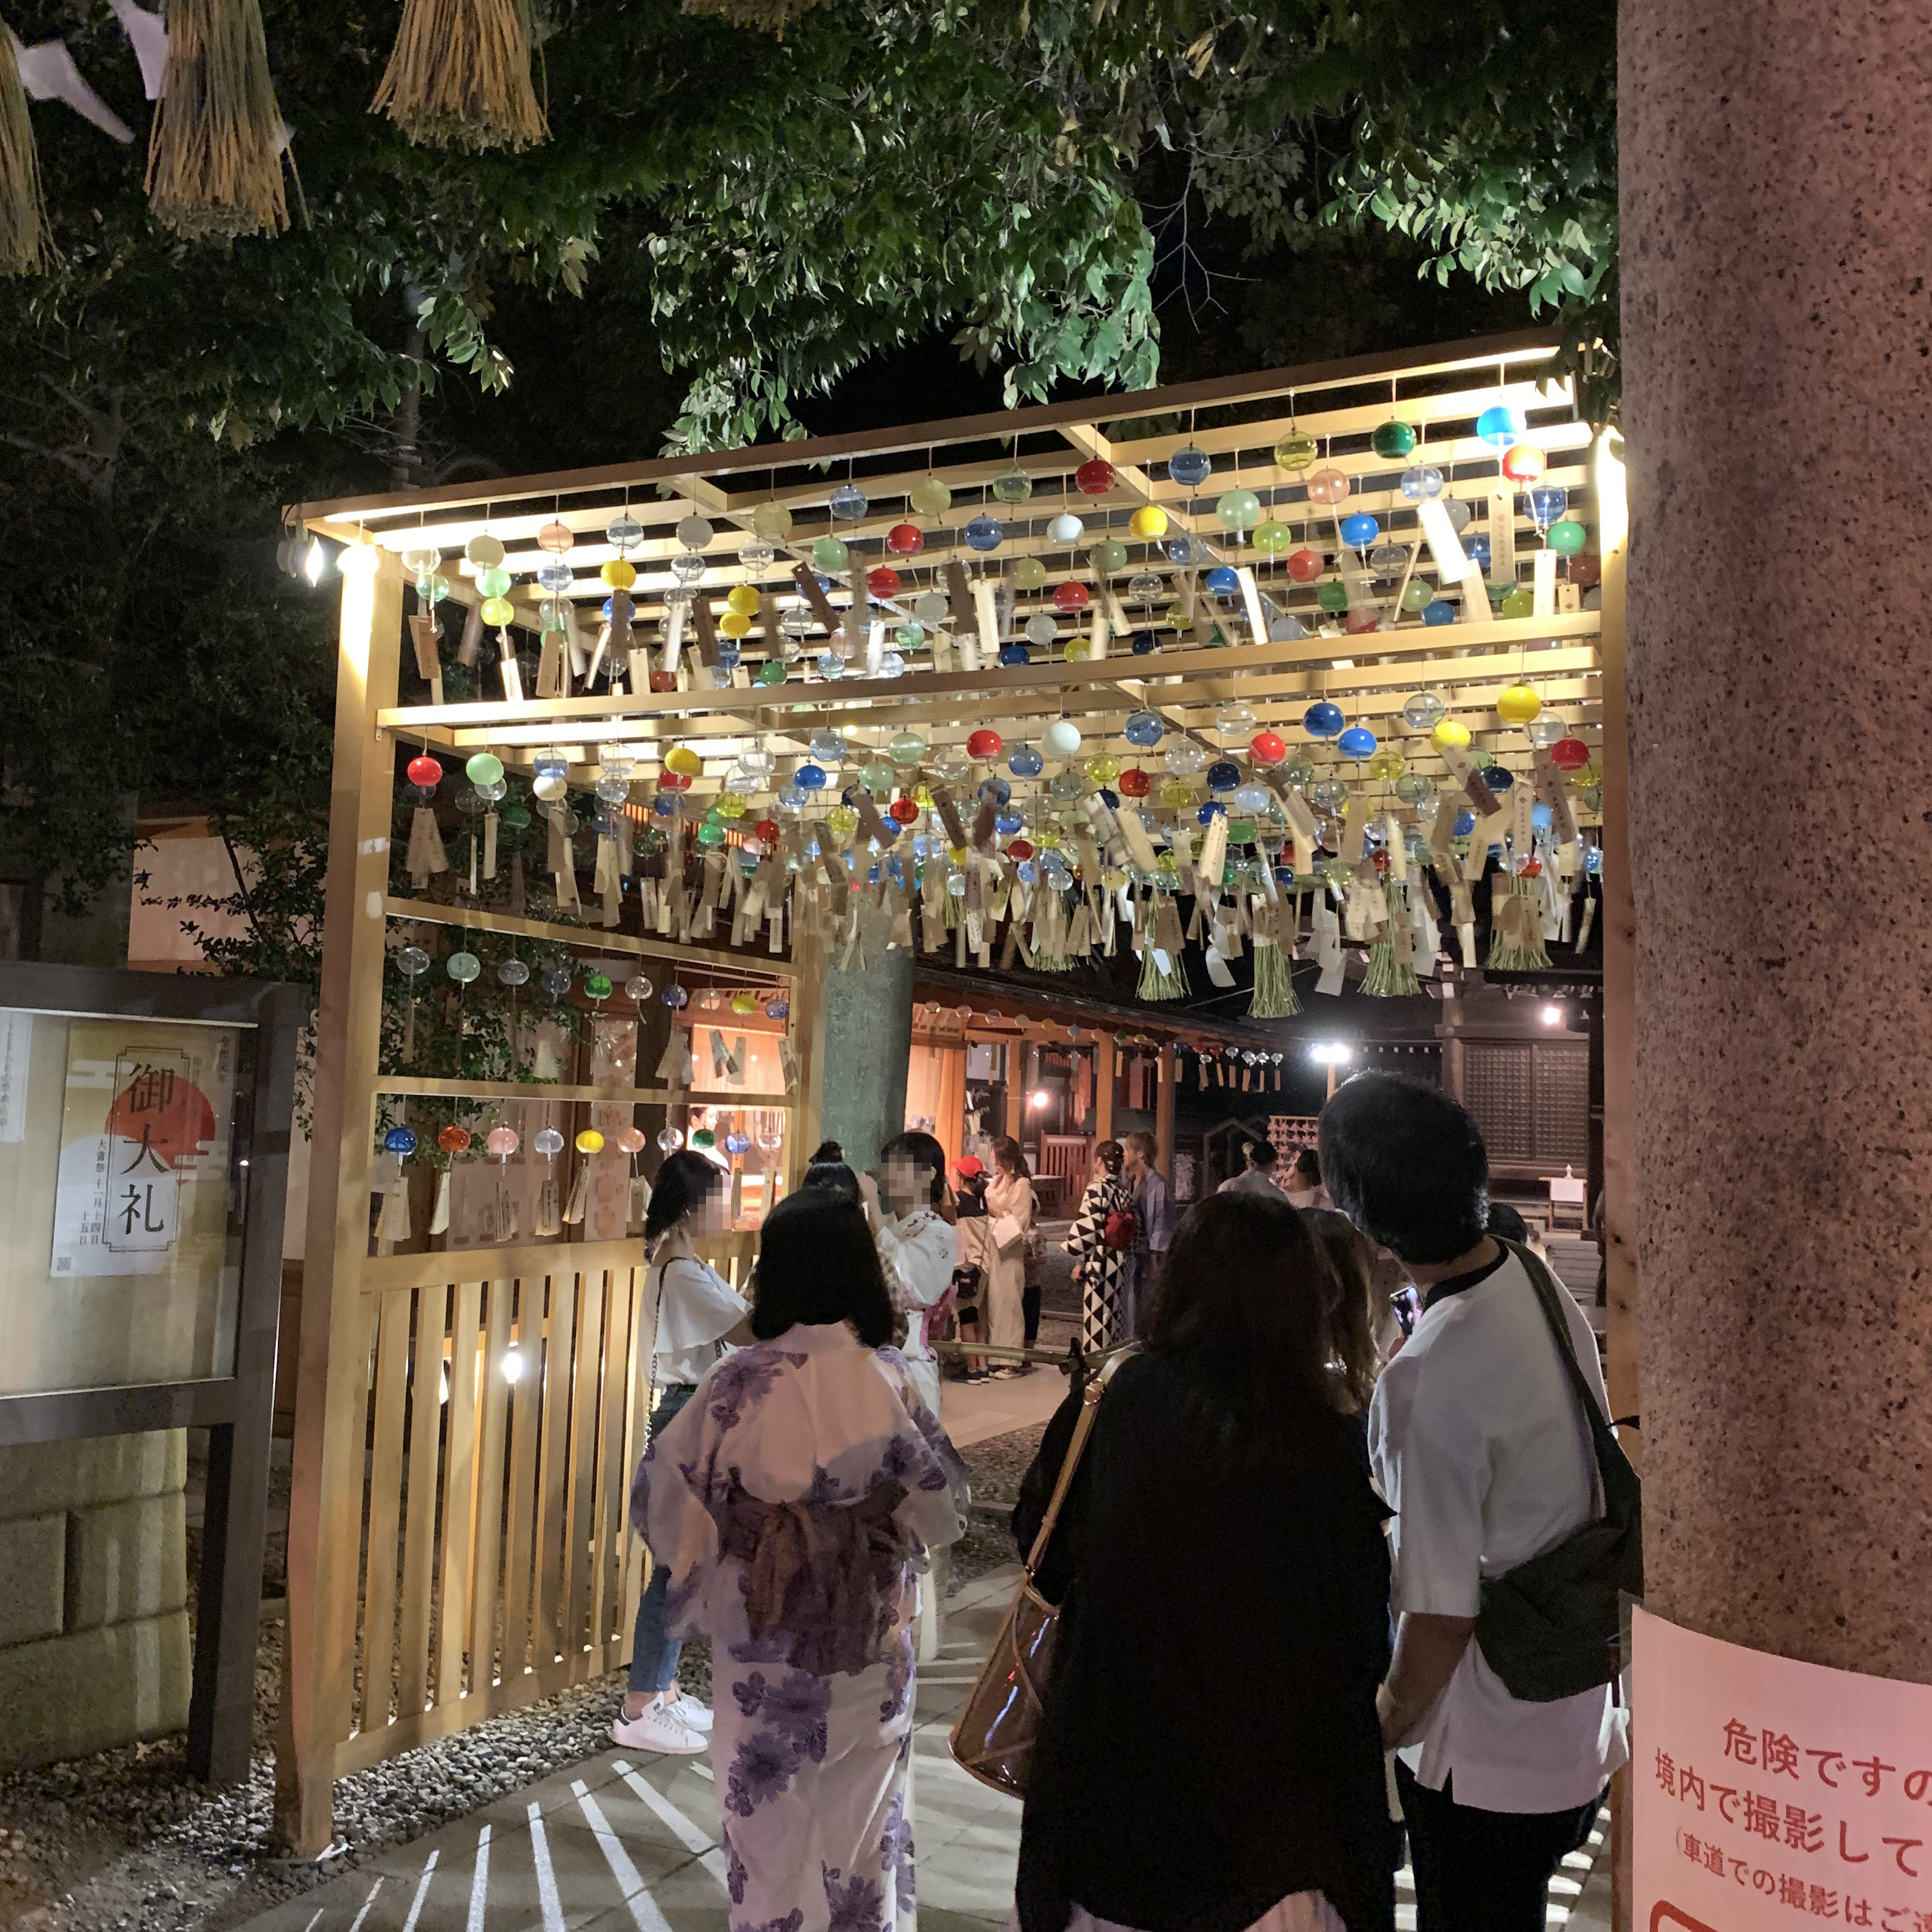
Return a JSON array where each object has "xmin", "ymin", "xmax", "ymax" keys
[
  {"xmin": 236, "ymin": 1568, "xmax": 1024, "ymax": 1932},
  {"xmin": 940, "ymin": 1365, "xmax": 1070, "ymax": 1450},
  {"xmin": 233, "ymin": 1549, "xmax": 1607, "ymax": 1932}
]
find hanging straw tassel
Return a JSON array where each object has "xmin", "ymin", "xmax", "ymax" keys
[
  {"xmin": 371, "ymin": 0, "xmax": 547, "ymax": 150},
  {"xmin": 0, "ymin": 27, "xmax": 48, "ymax": 273},
  {"xmin": 144, "ymin": 0, "xmax": 291, "ymax": 240}
]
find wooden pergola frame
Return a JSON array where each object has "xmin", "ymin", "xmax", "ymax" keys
[{"xmin": 279, "ymin": 327, "xmax": 1634, "ymax": 1855}]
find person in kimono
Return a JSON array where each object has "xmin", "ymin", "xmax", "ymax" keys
[
  {"xmin": 1062, "ymin": 1140, "xmax": 1135, "ymax": 1351},
  {"xmin": 875, "ymin": 1129, "xmax": 962, "ymax": 1661},
  {"xmin": 634, "ymin": 1188, "xmax": 970, "ymax": 1932},
  {"xmin": 874, "ymin": 1130, "xmax": 958, "ymax": 1422},
  {"xmin": 983, "ymin": 1137, "xmax": 1039, "ymax": 1374}
]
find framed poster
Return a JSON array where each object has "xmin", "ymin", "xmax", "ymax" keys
[
  {"xmin": 0, "ymin": 961, "xmax": 305, "ymax": 1788},
  {"xmin": 0, "ymin": 1011, "xmax": 245, "ymax": 1396}
]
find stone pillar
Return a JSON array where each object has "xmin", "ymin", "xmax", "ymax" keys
[
  {"xmin": 0, "ymin": 1431, "xmax": 192, "ymax": 1767},
  {"xmin": 1621, "ymin": 6, "xmax": 1932, "ymax": 1672},
  {"xmin": 815, "ymin": 948, "xmax": 914, "ymax": 1174}
]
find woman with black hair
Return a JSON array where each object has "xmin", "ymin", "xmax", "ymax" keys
[
  {"xmin": 876, "ymin": 1129, "xmax": 956, "ymax": 1422},
  {"xmin": 611, "ymin": 1150, "xmax": 754, "ymax": 1758},
  {"xmin": 1062, "ymin": 1138, "xmax": 1135, "ymax": 1351},
  {"xmin": 1014, "ymin": 1192, "xmax": 1398, "ymax": 1932},
  {"xmin": 633, "ymin": 1189, "xmax": 969, "ymax": 1932}
]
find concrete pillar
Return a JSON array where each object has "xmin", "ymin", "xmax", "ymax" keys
[
  {"xmin": 1621, "ymin": 4, "xmax": 1932, "ymax": 1673},
  {"xmin": 815, "ymin": 949, "xmax": 914, "ymax": 1174}
]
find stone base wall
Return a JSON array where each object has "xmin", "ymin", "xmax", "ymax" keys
[{"xmin": 0, "ymin": 1430, "xmax": 191, "ymax": 1768}]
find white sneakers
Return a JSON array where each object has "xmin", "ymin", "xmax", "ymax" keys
[
  {"xmin": 666, "ymin": 1692, "xmax": 712, "ymax": 1733},
  {"xmin": 610, "ymin": 1694, "xmax": 709, "ymax": 1755}
]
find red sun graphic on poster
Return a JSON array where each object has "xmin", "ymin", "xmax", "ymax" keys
[{"xmin": 104, "ymin": 1064, "xmax": 217, "ymax": 1170}]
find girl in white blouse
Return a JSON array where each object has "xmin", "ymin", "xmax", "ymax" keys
[{"xmin": 611, "ymin": 1150, "xmax": 754, "ymax": 1756}]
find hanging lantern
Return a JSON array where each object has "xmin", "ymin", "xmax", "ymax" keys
[
  {"xmin": 885, "ymin": 522, "xmax": 923, "ymax": 556},
  {"xmin": 1128, "ymin": 505, "xmax": 1169, "ymax": 539},
  {"xmin": 1496, "ymin": 684, "xmax": 1542, "ymax": 725},
  {"xmin": 1075, "ymin": 458, "xmax": 1116, "ymax": 495},
  {"xmin": 146, "ymin": 0, "xmax": 293, "ymax": 239},
  {"xmin": 1551, "ymin": 737, "xmax": 1591, "ymax": 772},
  {"xmin": 1370, "ymin": 420, "xmax": 1416, "ymax": 459},
  {"xmin": 1053, "ymin": 581, "xmax": 1089, "ymax": 613},
  {"xmin": 1501, "ymin": 444, "xmax": 1545, "ymax": 483}
]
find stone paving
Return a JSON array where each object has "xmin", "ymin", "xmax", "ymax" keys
[{"xmin": 220, "ymin": 1551, "xmax": 1608, "ymax": 1932}]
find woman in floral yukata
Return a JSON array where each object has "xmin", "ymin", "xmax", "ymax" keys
[{"xmin": 633, "ymin": 1187, "xmax": 970, "ymax": 1932}]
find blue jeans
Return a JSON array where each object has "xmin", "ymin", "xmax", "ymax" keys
[{"xmin": 629, "ymin": 1381, "xmax": 696, "ymax": 1694}]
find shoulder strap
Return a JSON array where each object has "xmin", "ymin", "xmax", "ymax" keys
[
  {"xmin": 1502, "ymin": 1239, "xmax": 1635, "ymax": 1524},
  {"xmin": 1021, "ymin": 1347, "xmax": 1138, "ymax": 1579}
]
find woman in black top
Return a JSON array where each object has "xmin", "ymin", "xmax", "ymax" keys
[{"xmin": 1013, "ymin": 1192, "xmax": 1398, "ymax": 1932}]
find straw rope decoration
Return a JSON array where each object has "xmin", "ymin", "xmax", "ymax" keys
[
  {"xmin": 0, "ymin": 22, "xmax": 48, "ymax": 273},
  {"xmin": 371, "ymin": 0, "xmax": 548, "ymax": 151},
  {"xmin": 144, "ymin": 0, "xmax": 290, "ymax": 240},
  {"xmin": 1246, "ymin": 934, "xmax": 1300, "ymax": 1017}
]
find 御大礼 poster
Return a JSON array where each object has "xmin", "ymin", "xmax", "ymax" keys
[{"xmin": 49, "ymin": 1020, "xmax": 236, "ymax": 1278}]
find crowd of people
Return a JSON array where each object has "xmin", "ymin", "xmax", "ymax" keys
[{"xmin": 615, "ymin": 1074, "xmax": 1629, "ymax": 1932}]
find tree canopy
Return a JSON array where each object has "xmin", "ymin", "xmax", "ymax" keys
[{"xmin": 0, "ymin": 0, "xmax": 1616, "ymax": 952}]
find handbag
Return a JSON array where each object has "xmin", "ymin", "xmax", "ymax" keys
[
  {"xmin": 1473, "ymin": 1240, "xmax": 1643, "ymax": 1701},
  {"xmin": 948, "ymin": 1348, "xmax": 1135, "ymax": 1796},
  {"xmin": 990, "ymin": 1211, "xmax": 1025, "ymax": 1250}
]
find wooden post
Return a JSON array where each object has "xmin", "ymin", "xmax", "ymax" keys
[
  {"xmin": 278, "ymin": 549, "xmax": 404, "ymax": 1854},
  {"xmin": 1595, "ymin": 432, "xmax": 1636, "ymax": 1932},
  {"xmin": 1003, "ymin": 1041, "xmax": 1022, "ymax": 1142},
  {"xmin": 1154, "ymin": 1041, "xmax": 1176, "ymax": 1170},
  {"xmin": 1094, "ymin": 1031, "xmax": 1114, "ymax": 1145}
]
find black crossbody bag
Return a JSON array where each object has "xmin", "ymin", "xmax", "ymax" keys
[{"xmin": 1473, "ymin": 1240, "xmax": 1642, "ymax": 1701}]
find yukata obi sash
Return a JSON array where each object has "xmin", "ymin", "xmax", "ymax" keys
[{"xmin": 719, "ymin": 1476, "xmax": 917, "ymax": 1676}]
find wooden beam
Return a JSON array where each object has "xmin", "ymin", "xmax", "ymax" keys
[
  {"xmin": 1095, "ymin": 1031, "xmax": 1115, "ymax": 1145},
  {"xmin": 375, "ymin": 611, "xmax": 1602, "ymax": 734},
  {"xmin": 1155, "ymin": 1041, "xmax": 1176, "ymax": 1168},
  {"xmin": 293, "ymin": 328, "xmax": 1563, "ymax": 528},
  {"xmin": 383, "ymin": 896, "xmax": 797, "ymax": 979}
]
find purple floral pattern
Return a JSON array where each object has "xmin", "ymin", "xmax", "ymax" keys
[
  {"xmin": 822, "ymin": 1866, "xmax": 888, "ymax": 1932},
  {"xmin": 877, "ymin": 1629, "xmax": 914, "ymax": 1723},
  {"xmin": 632, "ymin": 1323, "xmax": 967, "ymax": 1932},
  {"xmin": 725, "ymin": 1729, "xmax": 805, "ymax": 1816},
  {"xmin": 878, "ymin": 1796, "xmax": 915, "ymax": 1912},
  {"xmin": 709, "ymin": 1349, "xmax": 790, "ymax": 1429}
]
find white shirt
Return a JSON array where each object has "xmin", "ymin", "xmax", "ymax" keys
[
  {"xmin": 648, "ymin": 1238, "xmax": 747, "ymax": 1385},
  {"xmin": 1218, "ymin": 1168, "xmax": 1287, "ymax": 1197},
  {"xmin": 1369, "ymin": 1249, "xmax": 1630, "ymax": 1813}
]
